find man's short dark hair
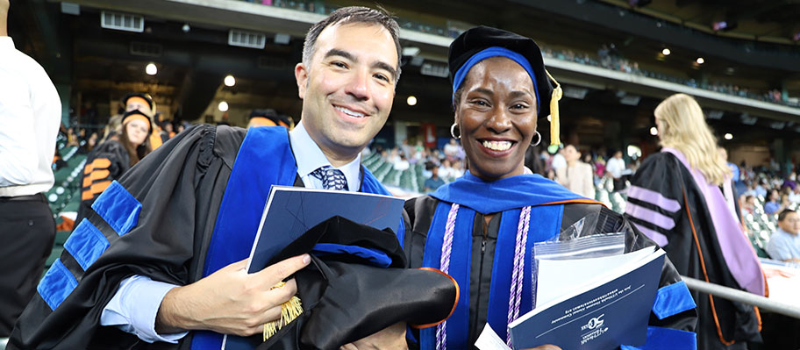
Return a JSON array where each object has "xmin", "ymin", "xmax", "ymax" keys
[
  {"xmin": 778, "ymin": 209, "xmax": 796, "ymax": 222},
  {"xmin": 302, "ymin": 6, "xmax": 402, "ymax": 82}
]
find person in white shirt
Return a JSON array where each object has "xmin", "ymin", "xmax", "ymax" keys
[
  {"xmin": 443, "ymin": 137, "xmax": 462, "ymax": 162},
  {"xmin": 556, "ymin": 145, "xmax": 595, "ymax": 199},
  {"xmin": 766, "ymin": 210, "xmax": 800, "ymax": 263},
  {"xmin": 550, "ymin": 147, "xmax": 566, "ymax": 171},
  {"xmin": 605, "ymin": 150, "xmax": 627, "ymax": 192},
  {"xmin": 0, "ymin": 0, "xmax": 62, "ymax": 337},
  {"xmin": 393, "ymin": 153, "xmax": 410, "ymax": 171},
  {"xmin": 789, "ymin": 186, "xmax": 800, "ymax": 204}
]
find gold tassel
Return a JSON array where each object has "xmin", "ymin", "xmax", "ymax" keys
[
  {"xmin": 263, "ymin": 282, "xmax": 304, "ymax": 342},
  {"xmin": 545, "ymin": 70, "xmax": 562, "ymax": 147}
]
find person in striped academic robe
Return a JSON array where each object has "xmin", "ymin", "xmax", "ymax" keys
[
  {"xmin": 626, "ymin": 93, "xmax": 765, "ymax": 350},
  {"xmin": 402, "ymin": 26, "xmax": 698, "ymax": 350},
  {"xmin": 76, "ymin": 110, "xmax": 152, "ymax": 222}
]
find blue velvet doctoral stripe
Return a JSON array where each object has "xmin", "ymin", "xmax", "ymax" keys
[
  {"xmin": 63, "ymin": 219, "xmax": 110, "ymax": 271},
  {"xmin": 38, "ymin": 259, "xmax": 78, "ymax": 310},
  {"xmin": 651, "ymin": 281, "xmax": 696, "ymax": 320},
  {"xmin": 91, "ymin": 180, "xmax": 142, "ymax": 236},
  {"xmin": 312, "ymin": 243, "xmax": 392, "ymax": 268},
  {"xmin": 421, "ymin": 202, "xmax": 475, "ymax": 350},
  {"xmin": 361, "ymin": 167, "xmax": 406, "ymax": 246},
  {"xmin": 486, "ymin": 204, "xmax": 562, "ymax": 343},
  {"xmin": 430, "ymin": 172, "xmax": 586, "ymax": 215},
  {"xmin": 193, "ymin": 127, "xmax": 298, "ymax": 350},
  {"xmin": 419, "ymin": 174, "xmax": 579, "ymax": 348},
  {"xmin": 620, "ymin": 326, "xmax": 697, "ymax": 350}
]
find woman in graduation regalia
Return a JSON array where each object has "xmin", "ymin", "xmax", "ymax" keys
[
  {"xmin": 77, "ymin": 110, "xmax": 153, "ymax": 221},
  {"xmin": 403, "ymin": 26, "xmax": 698, "ymax": 350},
  {"xmin": 626, "ymin": 93, "xmax": 765, "ymax": 350}
]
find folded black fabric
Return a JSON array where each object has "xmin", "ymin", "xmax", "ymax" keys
[{"xmin": 237, "ymin": 216, "xmax": 458, "ymax": 350}]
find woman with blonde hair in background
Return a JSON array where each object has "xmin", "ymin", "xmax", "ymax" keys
[{"xmin": 625, "ymin": 93, "xmax": 765, "ymax": 350}]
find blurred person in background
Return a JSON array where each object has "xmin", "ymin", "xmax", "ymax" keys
[
  {"xmin": 626, "ymin": 93, "xmax": 764, "ymax": 350},
  {"xmin": 606, "ymin": 150, "xmax": 626, "ymax": 192},
  {"xmin": 125, "ymin": 93, "xmax": 163, "ymax": 150},
  {"xmin": 755, "ymin": 179, "xmax": 767, "ymax": 198},
  {"xmin": 764, "ymin": 189, "xmax": 781, "ymax": 215},
  {"xmin": 789, "ymin": 185, "xmax": 800, "ymax": 204},
  {"xmin": 423, "ymin": 164, "xmax": 445, "ymax": 193},
  {"xmin": 741, "ymin": 195, "xmax": 756, "ymax": 216},
  {"xmin": 247, "ymin": 108, "xmax": 292, "ymax": 129},
  {"xmin": 77, "ymin": 110, "xmax": 152, "ymax": 221},
  {"xmin": 393, "ymin": 152, "xmax": 410, "ymax": 171},
  {"xmin": 555, "ymin": 144, "xmax": 594, "ymax": 198},
  {"xmin": 765, "ymin": 210, "xmax": 800, "ymax": 263},
  {"xmin": 550, "ymin": 146, "xmax": 566, "ymax": 171},
  {"xmin": 160, "ymin": 120, "xmax": 175, "ymax": 142},
  {"xmin": 443, "ymin": 137, "xmax": 462, "ymax": 163},
  {"xmin": 0, "ymin": 0, "xmax": 62, "ymax": 336}
]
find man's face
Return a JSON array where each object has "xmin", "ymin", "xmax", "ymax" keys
[
  {"xmin": 295, "ymin": 22, "xmax": 398, "ymax": 159},
  {"xmin": 779, "ymin": 212, "xmax": 800, "ymax": 235}
]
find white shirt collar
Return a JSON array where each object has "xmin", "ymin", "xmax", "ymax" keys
[{"xmin": 289, "ymin": 121, "xmax": 362, "ymax": 191}]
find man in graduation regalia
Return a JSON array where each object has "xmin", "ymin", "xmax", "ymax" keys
[
  {"xmin": 10, "ymin": 6, "xmax": 449, "ymax": 350},
  {"xmin": 403, "ymin": 26, "xmax": 699, "ymax": 349}
]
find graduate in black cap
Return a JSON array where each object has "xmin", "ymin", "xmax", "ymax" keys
[
  {"xmin": 403, "ymin": 26, "xmax": 698, "ymax": 350},
  {"xmin": 76, "ymin": 109, "xmax": 152, "ymax": 221},
  {"xmin": 120, "ymin": 92, "xmax": 165, "ymax": 150}
]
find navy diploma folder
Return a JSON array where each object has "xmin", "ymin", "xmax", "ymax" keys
[{"xmin": 508, "ymin": 249, "xmax": 665, "ymax": 350}]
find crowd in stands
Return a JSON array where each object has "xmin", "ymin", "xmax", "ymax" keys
[
  {"xmin": 543, "ymin": 45, "xmax": 796, "ymax": 107},
  {"xmin": 361, "ymin": 137, "xmax": 467, "ymax": 195},
  {"xmin": 235, "ymin": 0, "xmax": 798, "ymax": 109}
]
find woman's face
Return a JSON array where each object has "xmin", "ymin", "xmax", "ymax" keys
[
  {"xmin": 456, "ymin": 57, "xmax": 537, "ymax": 181},
  {"xmin": 125, "ymin": 119, "xmax": 150, "ymax": 147},
  {"xmin": 565, "ymin": 145, "xmax": 580, "ymax": 162}
]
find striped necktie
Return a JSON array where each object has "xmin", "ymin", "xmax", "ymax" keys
[{"xmin": 311, "ymin": 166, "xmax": 348, "ymax": 191}]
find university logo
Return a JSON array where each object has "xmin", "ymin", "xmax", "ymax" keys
[{"xmin": 581, "ymin": 314, "xmax": 605, "ymax": 331}]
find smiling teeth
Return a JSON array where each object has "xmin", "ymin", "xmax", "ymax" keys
[
  {"xmin": 482, "ymin": 140, "xmax": 512, "ymax": 151},
  {"xmin": 335, "ymin": 106, "xmax": 365, "ymax": 118}
]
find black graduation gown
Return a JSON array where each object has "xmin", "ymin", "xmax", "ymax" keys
[
  {"xmin": 11, "ymin": 125, "xmax": 237, "ymax": 350},
  {"xmin": 626, "ymin": 152, "xmax": 763, "ymax": 350},
  {"xmin": 11, "ymin": 125, "xmax": 456, "ymax": 350},
  {"xmin": 404, "ymin": 196, "xmax": 697, "ymax": 349},
  {"xmin": 9, "ymin": 125, "xmax": 457, "ymax": 350}
]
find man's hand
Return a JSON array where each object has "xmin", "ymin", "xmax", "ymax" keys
[
  {"xmin": 156, "ymin": 254, "xmax": 310, "ymax": 336},
  {"xmin": 340, "ymin": 322, "xmax": 407, "ymax": 350}
]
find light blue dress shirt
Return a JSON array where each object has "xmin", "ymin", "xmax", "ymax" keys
[
  {"xmin": 100, "ymin": 121, "xmax": 362, "ymax": 342},
  {"xmin": 765, "ymin": 228, "xmax": 800, "ymax": 262}
]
